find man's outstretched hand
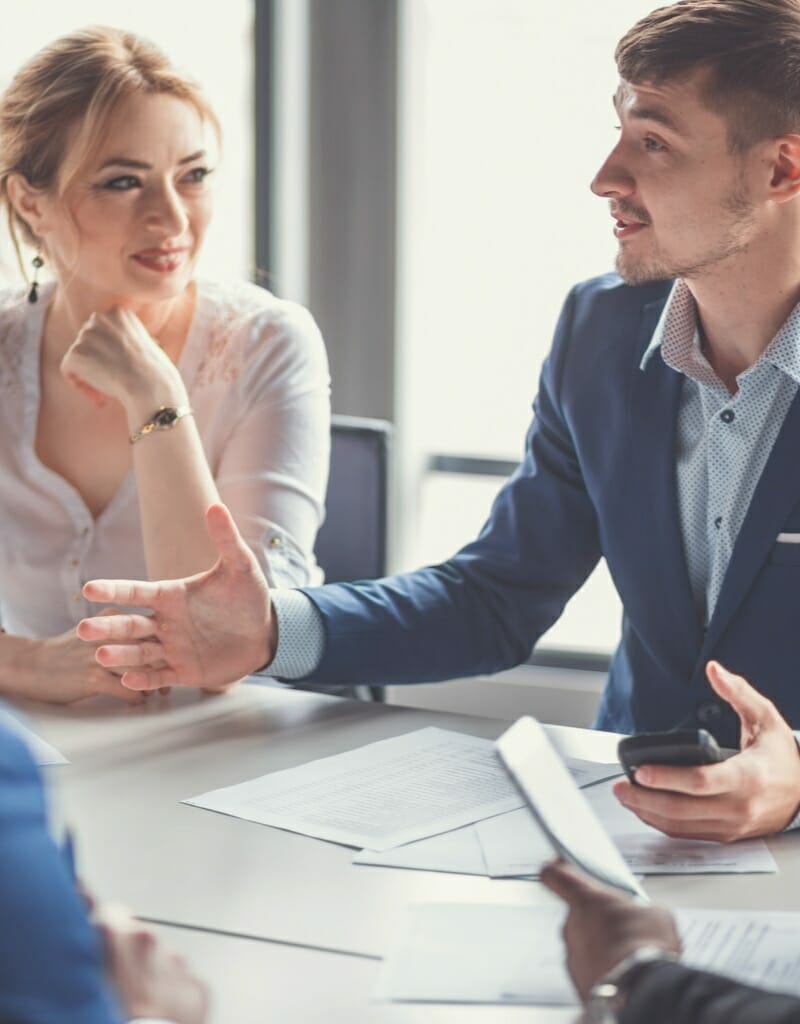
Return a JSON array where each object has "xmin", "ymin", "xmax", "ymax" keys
[{"xmin": 77, "ymin": 504, "xmax": 276, "ymax": 691}]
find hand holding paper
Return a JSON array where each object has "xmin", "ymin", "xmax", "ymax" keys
[{"xmin": 540, "ymin": 860, "xmax": 680, "ymax": 1001}]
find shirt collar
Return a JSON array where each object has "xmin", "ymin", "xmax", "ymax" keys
[
  {"xmin": 640, "ymin": 279, "xmax": 800, "ymax": 387},
  {"xmin": 762, "ymin": 302, "xmax": 800, "ymax": 386}
]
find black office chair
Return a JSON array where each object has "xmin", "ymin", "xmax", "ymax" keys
[
  {"xmin": 312, "ymin": 414, "xmax": 393, "ymax": 701},
  {"xmin": 315, "ymin": 414, "xmax": 392, "ymax": 583}
]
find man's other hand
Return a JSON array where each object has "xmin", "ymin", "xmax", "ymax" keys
[{"xmin": 613, "ymin": 660, "xmax": 800, "ymax": 841}]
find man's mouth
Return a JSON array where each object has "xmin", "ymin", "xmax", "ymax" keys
[{"xmin": 612, "ymin": 213, "xmax": 648, "ymax": 240}]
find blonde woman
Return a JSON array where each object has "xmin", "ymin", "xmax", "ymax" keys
[{"xmin": 0, "ymin": 27, "xmax": 330, "ymax": 704}]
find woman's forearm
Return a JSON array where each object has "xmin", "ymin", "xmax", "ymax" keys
[
  {"xmin": 126, "ymin": 384, "xmax": 221, "ymax": 580},
  {"xmin": 0, "ymin": 633, "xmax": 40, "ymax": 698}
]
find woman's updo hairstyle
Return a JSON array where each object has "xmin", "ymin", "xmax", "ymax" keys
[{"xmin": 0, "ymin": 26, "xmax": 220, "ymax": 272}]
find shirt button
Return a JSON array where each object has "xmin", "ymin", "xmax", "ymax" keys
[
  {"xmin": 713, "ymin": 516, "xmax": 722, "ymax": 529},
  {"xmin": 720, "ymin": 409, "xmax": 735, "ymax": 424},
  {"xmin": 73, "ymin": 593, "xmax": 81, "ymax": 602},
  {"xmin": 69, "ymin": 558, "xmax": 79, "ymax": 568},
  {"xmin": 269, "ymin": 536, "xmax": 282, "ymax": 548},
  {"xmin": 81, "ymin": 527, "xmax": 90, "ymax": 537},
  {"xmin": 696, "ymin": 699, "xmax": 723, "ymax": 727}
]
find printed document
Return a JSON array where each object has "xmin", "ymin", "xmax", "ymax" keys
[
  {"xmin": 185, "ymin": 727, "xmax": 526, "ymax": 850},
  {"xmin": 353, "ymin": 758, "xmax": 614, "ymax": 876},
  {"xmin": 354, "ymin": 822, "xmax": 490, "ymax": 875},
  {"xmin": 475, "ymin": 804, "xmax": 776, "ymax": 877},
  {"xmin": 376, "ymin": 903, "xmax": 800, "ymax": 1004},
  {"xmin": 497, "ymin": 717, "xmax": 646, "ymax": 899}
]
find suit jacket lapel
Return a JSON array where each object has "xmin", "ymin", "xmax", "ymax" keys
[
  {"xmin": 700, "ymin": 386, "xmax": 800, "ymax": 661},
  {"xmin": 629, "ymin": 299, "xmax": 706, "ymax": 670}
]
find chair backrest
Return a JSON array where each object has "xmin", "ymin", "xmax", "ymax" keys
[{"xmin": 314, "ymin": 414, "xmax": 392, "ymax": 584}]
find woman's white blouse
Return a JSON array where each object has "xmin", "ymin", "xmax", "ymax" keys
[{"xmin": 0, "ymin": 279, "xmax": 330, "ymax": 637}]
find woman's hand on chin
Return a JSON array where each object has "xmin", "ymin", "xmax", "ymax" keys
[{"xmin": 60, "ymin": 306, "xmax": 187, "ymax": 419}]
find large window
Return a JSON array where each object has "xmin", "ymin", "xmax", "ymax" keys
[
  {"xmin": 395, "ymin": 0, "xmax": 658, "ymax": 654},
  {"xmin": 0, "ymin": 1, "xmax": 254, "ymax": 288}
]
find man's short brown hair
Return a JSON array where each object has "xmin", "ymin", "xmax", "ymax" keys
[{"xmin": 616, "ymin": 0, "xmax": 800, "ymax": 150}]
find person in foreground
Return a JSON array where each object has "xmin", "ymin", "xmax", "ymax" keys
[
  {"xmin": 0, "ymin": 26, "xmax": 329, "ymax": 707},
  {"xmin": 82, "ymin": 0, "xmax": 800, "ymax": 842},
  {"xmin": 80, "ymin": 503, "xmax": 800, "ymax": 847},
  {"xmin": 0, "ymin": 712, "xmax": 207, "ymax": 1023},
  {"xmin": 541, "ymin": 859, "xmax": 800, "ymax": 1023}
]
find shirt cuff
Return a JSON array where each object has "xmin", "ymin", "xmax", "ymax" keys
[
  {"xmin": 261, "ymin": 589, "xmax": 325, "ymax": 679},
  {"xmin": 784, "ymin": 732, "xmax": 800, "ymax": 831}
]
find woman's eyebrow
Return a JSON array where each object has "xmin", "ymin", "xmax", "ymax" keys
[{"xmin": 97, "ymin": 149, "xmax": 206, "ymax": 171}]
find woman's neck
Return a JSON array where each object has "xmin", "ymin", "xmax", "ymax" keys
[{"xmin": 42, "ymin": 282, "xmax": 196, "ymax": 363}]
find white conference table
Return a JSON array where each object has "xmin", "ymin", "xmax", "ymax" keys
[
  {"xmin": 17, "ymin": 681, "xmax": 800, "ymax": 1022},
  {"xmin": 151, "ymin": 923, "xmax": 576, "ymax": 1024}
]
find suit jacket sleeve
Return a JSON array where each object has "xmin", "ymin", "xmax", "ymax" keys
[
  {"xmin": 0, "ymin": 724, "xmax": 122, "ymax": 1024},
  {"xmin": 300, "ymin": 284, "xmax": 603, "ymax": 687},
  {"xmin": 621, "ymin": 961, "xmax": 800, "ymax": 1024}
]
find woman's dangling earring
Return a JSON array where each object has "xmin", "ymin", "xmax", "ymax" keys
[{"xmin": 27, "ymin": 249, "xmax": 44, "ymax": 304}]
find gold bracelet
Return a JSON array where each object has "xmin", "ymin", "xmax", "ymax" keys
[{"xmin": 130, "ymin": 405, "xmax": 193, "ymax": 445}]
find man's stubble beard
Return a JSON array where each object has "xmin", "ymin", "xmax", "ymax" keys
[{"xmin": 615, "ymin": 178, "xmax": 756, "ymax": 286}]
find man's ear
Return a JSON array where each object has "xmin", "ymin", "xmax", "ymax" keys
[
  {"xmin": 768, "ymin": 135, "xmax": 800, "ymax": 203},
  {"xmin": 5, "ymin": 172, "xmax": 51, "ymax": 239}
]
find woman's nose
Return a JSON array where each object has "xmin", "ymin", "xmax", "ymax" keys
[{"xmin": 143, "ymin": 183, "xmax": 189, "ymax": 236}]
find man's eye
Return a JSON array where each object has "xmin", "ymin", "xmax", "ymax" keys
[
  {"xmin": 102, "ymin": 175, "xmax": 141, "ymax": 190},
  {"xmin": 643, "ymin": 136, "xmax": 666, "ymax": 152},
  {"xmin": 182, "ymin": 166, "xmax": 213, "ymax": 184}
]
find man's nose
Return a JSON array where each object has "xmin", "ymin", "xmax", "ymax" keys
[{"xmin": 590, "ymin": 147, "xmax": 635, "ymax": 199}]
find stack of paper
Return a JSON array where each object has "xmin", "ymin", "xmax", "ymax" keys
[{"xmin": 186, "ymin": 724, "xmax": 774, "ymax": 878}]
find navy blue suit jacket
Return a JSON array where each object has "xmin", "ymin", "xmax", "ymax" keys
[
  {"xmin": 302, "ymin": 274, "xmax": 800, "ymax": 747},
  {"xmin": 0, "ymin": 719, "xmax": 120, "ymax": 1023}
]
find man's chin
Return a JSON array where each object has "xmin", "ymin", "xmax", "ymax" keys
[{"xmin": 615, "ymin": 253, "xmax": 674, "ymax": 286}]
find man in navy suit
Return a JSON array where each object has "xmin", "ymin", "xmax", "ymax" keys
[
  {"xmin": 0, "ymin": 714, "xmax": 207, "ymax": 1023},
  {"xmin": 79, "ymin": 0, "xmax": 800, "ymax": 844}
]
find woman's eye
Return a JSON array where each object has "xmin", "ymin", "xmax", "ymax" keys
[
  {"xmin": 182, "ymin": 166, "xmax": 213, "ymax": 184},
  {"xmin": 102, "ymin": 175, "xmax": 141, "ymax": 190}
]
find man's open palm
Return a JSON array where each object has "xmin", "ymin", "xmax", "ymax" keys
[{"xmin": 77, "ymin": 504, "xmax": 275, "ymax": 691}]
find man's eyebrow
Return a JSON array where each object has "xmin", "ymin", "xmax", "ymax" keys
[
  {"xmin": 611, "ymin": 89, "xmax": 683, "ymax": 135},
  {"xmin": 97, "ymin": 150, "xmax": 206, "ymax": 171},
  {"xmin": 628, "ymin": 105, "xmax": 682, "ymax": 133}
]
